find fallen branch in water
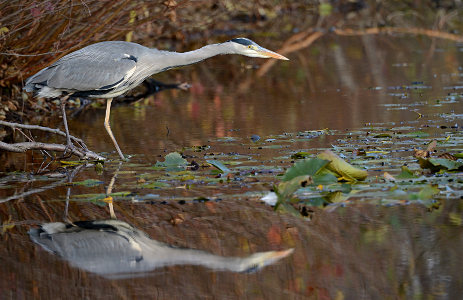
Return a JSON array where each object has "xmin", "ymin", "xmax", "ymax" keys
[
  {"xmin": 0, "ymin": 141, "xmax": 104, "ymax": 160},
  {"xmin": 0, "ymin": 120, "xmax": 103, "ymax": 160},
  {"xmin": 0, "ymin": 120, "xmax": 88, "ymax": 150}
]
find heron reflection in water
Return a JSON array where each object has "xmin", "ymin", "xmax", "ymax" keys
[
  {"xmin": 24, "ymin": 38, "xmax": 288, "ymax": 159},
  {"xmin": 29, "ymin": 219, "xmax": 293, "ymax": 279}
]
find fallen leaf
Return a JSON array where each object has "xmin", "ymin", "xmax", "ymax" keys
[
  {"xmin": 317, "ymin": 150, "xmax": 368, "ymax": 181},
  {"xmin": 383, "ymin": 172, "xmax": 396, "ymax": 181}
]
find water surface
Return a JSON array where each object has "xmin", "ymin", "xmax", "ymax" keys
[{"xmin": 1, "ymin": 35, "xmax": 463, "ymax": 299}]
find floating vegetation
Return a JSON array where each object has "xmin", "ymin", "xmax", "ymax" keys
[{"xmin": 154, "ymin": 152, "xmax": 188, "ymax": 171}]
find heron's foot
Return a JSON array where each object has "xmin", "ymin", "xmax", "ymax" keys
[{"xmin": 60, "ymin": 142, "xmax": 77, "ymax": 159}]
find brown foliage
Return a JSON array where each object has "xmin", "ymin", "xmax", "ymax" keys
[
  {"xmin": 1, "ymin": 0, "xmax": 463, "ymax": 98},
  {"xmin": 0, "ymin": 0, "xmax": 177, "ymax": 85},
  {"xmin": 0, "ymin": 0, "xmax": 304, "ymax": 88}
]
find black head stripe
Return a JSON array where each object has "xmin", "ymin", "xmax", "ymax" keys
[
  {"xmin": 122, "ymin": 54, "xmax": 138, "ymax": 62},
  {"xmin": 229, "ymin": 38, "xmax": 253, "ymax": 46}
]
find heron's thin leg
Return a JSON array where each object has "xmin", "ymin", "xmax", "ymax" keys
[
  {"xmin": 60, "ymin": 95, "xmax": 75, "ymax": 157},
  {"xmin": 104, "ymin": 98, "xmax": 125, "ymax": 160},
  {"xmin": 60, "ymin": 95, "xmax": 71, "ymax": 146}
]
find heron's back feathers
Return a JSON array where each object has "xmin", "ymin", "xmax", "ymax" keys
[{"xmin": 24, "ymin": 41, "xmax": 159, "ymax": 98}]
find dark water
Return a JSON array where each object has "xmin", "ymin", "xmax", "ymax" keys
[{"xmin": 1, "ymin": 35, "xmax": 463, "ymax": 299}]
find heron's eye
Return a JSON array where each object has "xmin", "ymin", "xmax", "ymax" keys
[{"xmin": 248, "ymin": 45, "xmax": 252, "ymax": 49}]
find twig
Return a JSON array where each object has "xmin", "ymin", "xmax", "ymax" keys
[
  {"xmin": 15, "ymin": 127, "xmax": 52, "ymax": 158},
  {"xmin": 0, "ymin": 141, "xmax": 104, "ymax": 160},
  {"xmin": 0, "ymin": 120, "xmax": 88, "ymax": 150}
]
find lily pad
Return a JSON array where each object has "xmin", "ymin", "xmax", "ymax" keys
[
  {"xmin": 282, "ymin": 158, "xmax": 330, "ymax": 181},
  {"xmin": 418, "ymin": 157, "xmax": 463, "ymax": 172},
  {"xmin": 155, "ymin": 152, "xmax": 188, "ymax": 171},
  {"xmin": 277, "ymin": 175, "xmax": 313, "ymax": 200},
  {"xmin": 72, "ymin": 179, "xmax": 104, "ymax": 187},
  {"xmin": 143, "ymin": 181, "xmax": 171, "ymax": 189},
  {"xmin": 207, "ymin": 160, "xmax": 231, "ymax": 174},
  {"xmin": 396, "ymin": 166, "xmax": 418, "ymax": 179}
]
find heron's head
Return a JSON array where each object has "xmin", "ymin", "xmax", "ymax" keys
[{"xmin": 226, "ymin": 38, "xmax": 289, "ymax": 60}]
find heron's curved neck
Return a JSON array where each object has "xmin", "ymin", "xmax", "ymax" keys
[
  {"xmin": 159, "ymin": 43, "xmax": 234, "ymax": 70},
  {"xmin": 142, "ymin": 240, "xmax": 247, "ymax": 272}
]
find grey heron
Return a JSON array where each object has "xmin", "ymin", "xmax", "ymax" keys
[
  {"xmin": 24, "ymin": 38, "xmax": 288, "ymax": 160},
  {"xmin": 29, "ymin": 219, "xmax": 294, "ymax": 278}
]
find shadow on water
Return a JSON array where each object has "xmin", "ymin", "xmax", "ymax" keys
[{"xmin": 1, "ymin": 35, "xmax": 463, "ymax": 298}]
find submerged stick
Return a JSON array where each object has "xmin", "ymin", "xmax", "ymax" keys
[
  {"xmin": 0, "ymin": 120, "xmax": 104, "ymax": 159},
  {"xmin": 0, "ymin": 141, "xmax": 104, "ymax": 160},
  {"xmin": 0, "ymin": 120, "xmax": 88, "ymax": 150}
]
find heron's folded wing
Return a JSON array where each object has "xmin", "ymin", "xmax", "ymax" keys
[{"xmin": 43, "ymin": 52, "xmax": 137, "ymax": 91}]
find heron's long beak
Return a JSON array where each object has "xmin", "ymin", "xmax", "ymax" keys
[{"xmin": 259, "ymin": 47, "xmax": 289, "ymax": 60}]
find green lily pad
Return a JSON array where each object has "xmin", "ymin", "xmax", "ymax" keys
[
  {"xmin": 418, "ymin": 157, "xmax": 463, "ymax": 172},
  {"xmin": 207, "ymin": 160, "xmax": 231, "ymax": 174},
  {"xmin": 143, "ymin": 181, "xmax": 171, "ymax": 189},
  {"xmin": 72, "ymin": 179, "xmax": 104, "ymax": 187},
  {"xmin": 277, "ymin": 175, "xmax": 313, "ymax": 200},
  {"xmin": 282, "ymin": 158, "xmax": 330, "ymax": 181},
  {"xmin": 396, "ymin": 166, "xmax": 418, "ymax": 179},
  {"xmin": 155, "ymin": 152, "xmax": 188, "ymax": 171}
]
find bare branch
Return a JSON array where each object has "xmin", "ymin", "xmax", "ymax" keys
[
  {"xmin": 0, "ymin": 141, "xmax": 104, "ymax": 160},
  {"xmin": 0, "ymin": 120, "xmax": 88, "ymax": 150}
]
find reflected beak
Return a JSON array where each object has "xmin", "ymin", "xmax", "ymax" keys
[
  {"xmin": 259, "ymin": 47, "xmax": 289, "ymax": 60},
  {"xmin": 242, "ymin": 248, "xmax": 294, "ymax": 272},
  {"xmin": 269, "ymin": 248, "xmax": 294, "ymax": 259},
  {"xmin": 259, "ymin": 248, "xmax": 295, "ymax": 264}
]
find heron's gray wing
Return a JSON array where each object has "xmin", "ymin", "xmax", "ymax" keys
[
  {"xmin": 29, "ymin": 227, "xmax": 144, "ymax": 275},
  {"xmin": 30, "ymin": 51, "xmax": 137, "ymax": 91}
]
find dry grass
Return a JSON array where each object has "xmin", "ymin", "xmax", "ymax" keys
[
  {"xmin": 0, "ymin": 0, "xmax": 179, "ymax": 85},
  {"xmin": 0, "ymin": 0, "xmax": 300, "ymax": 88}
]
